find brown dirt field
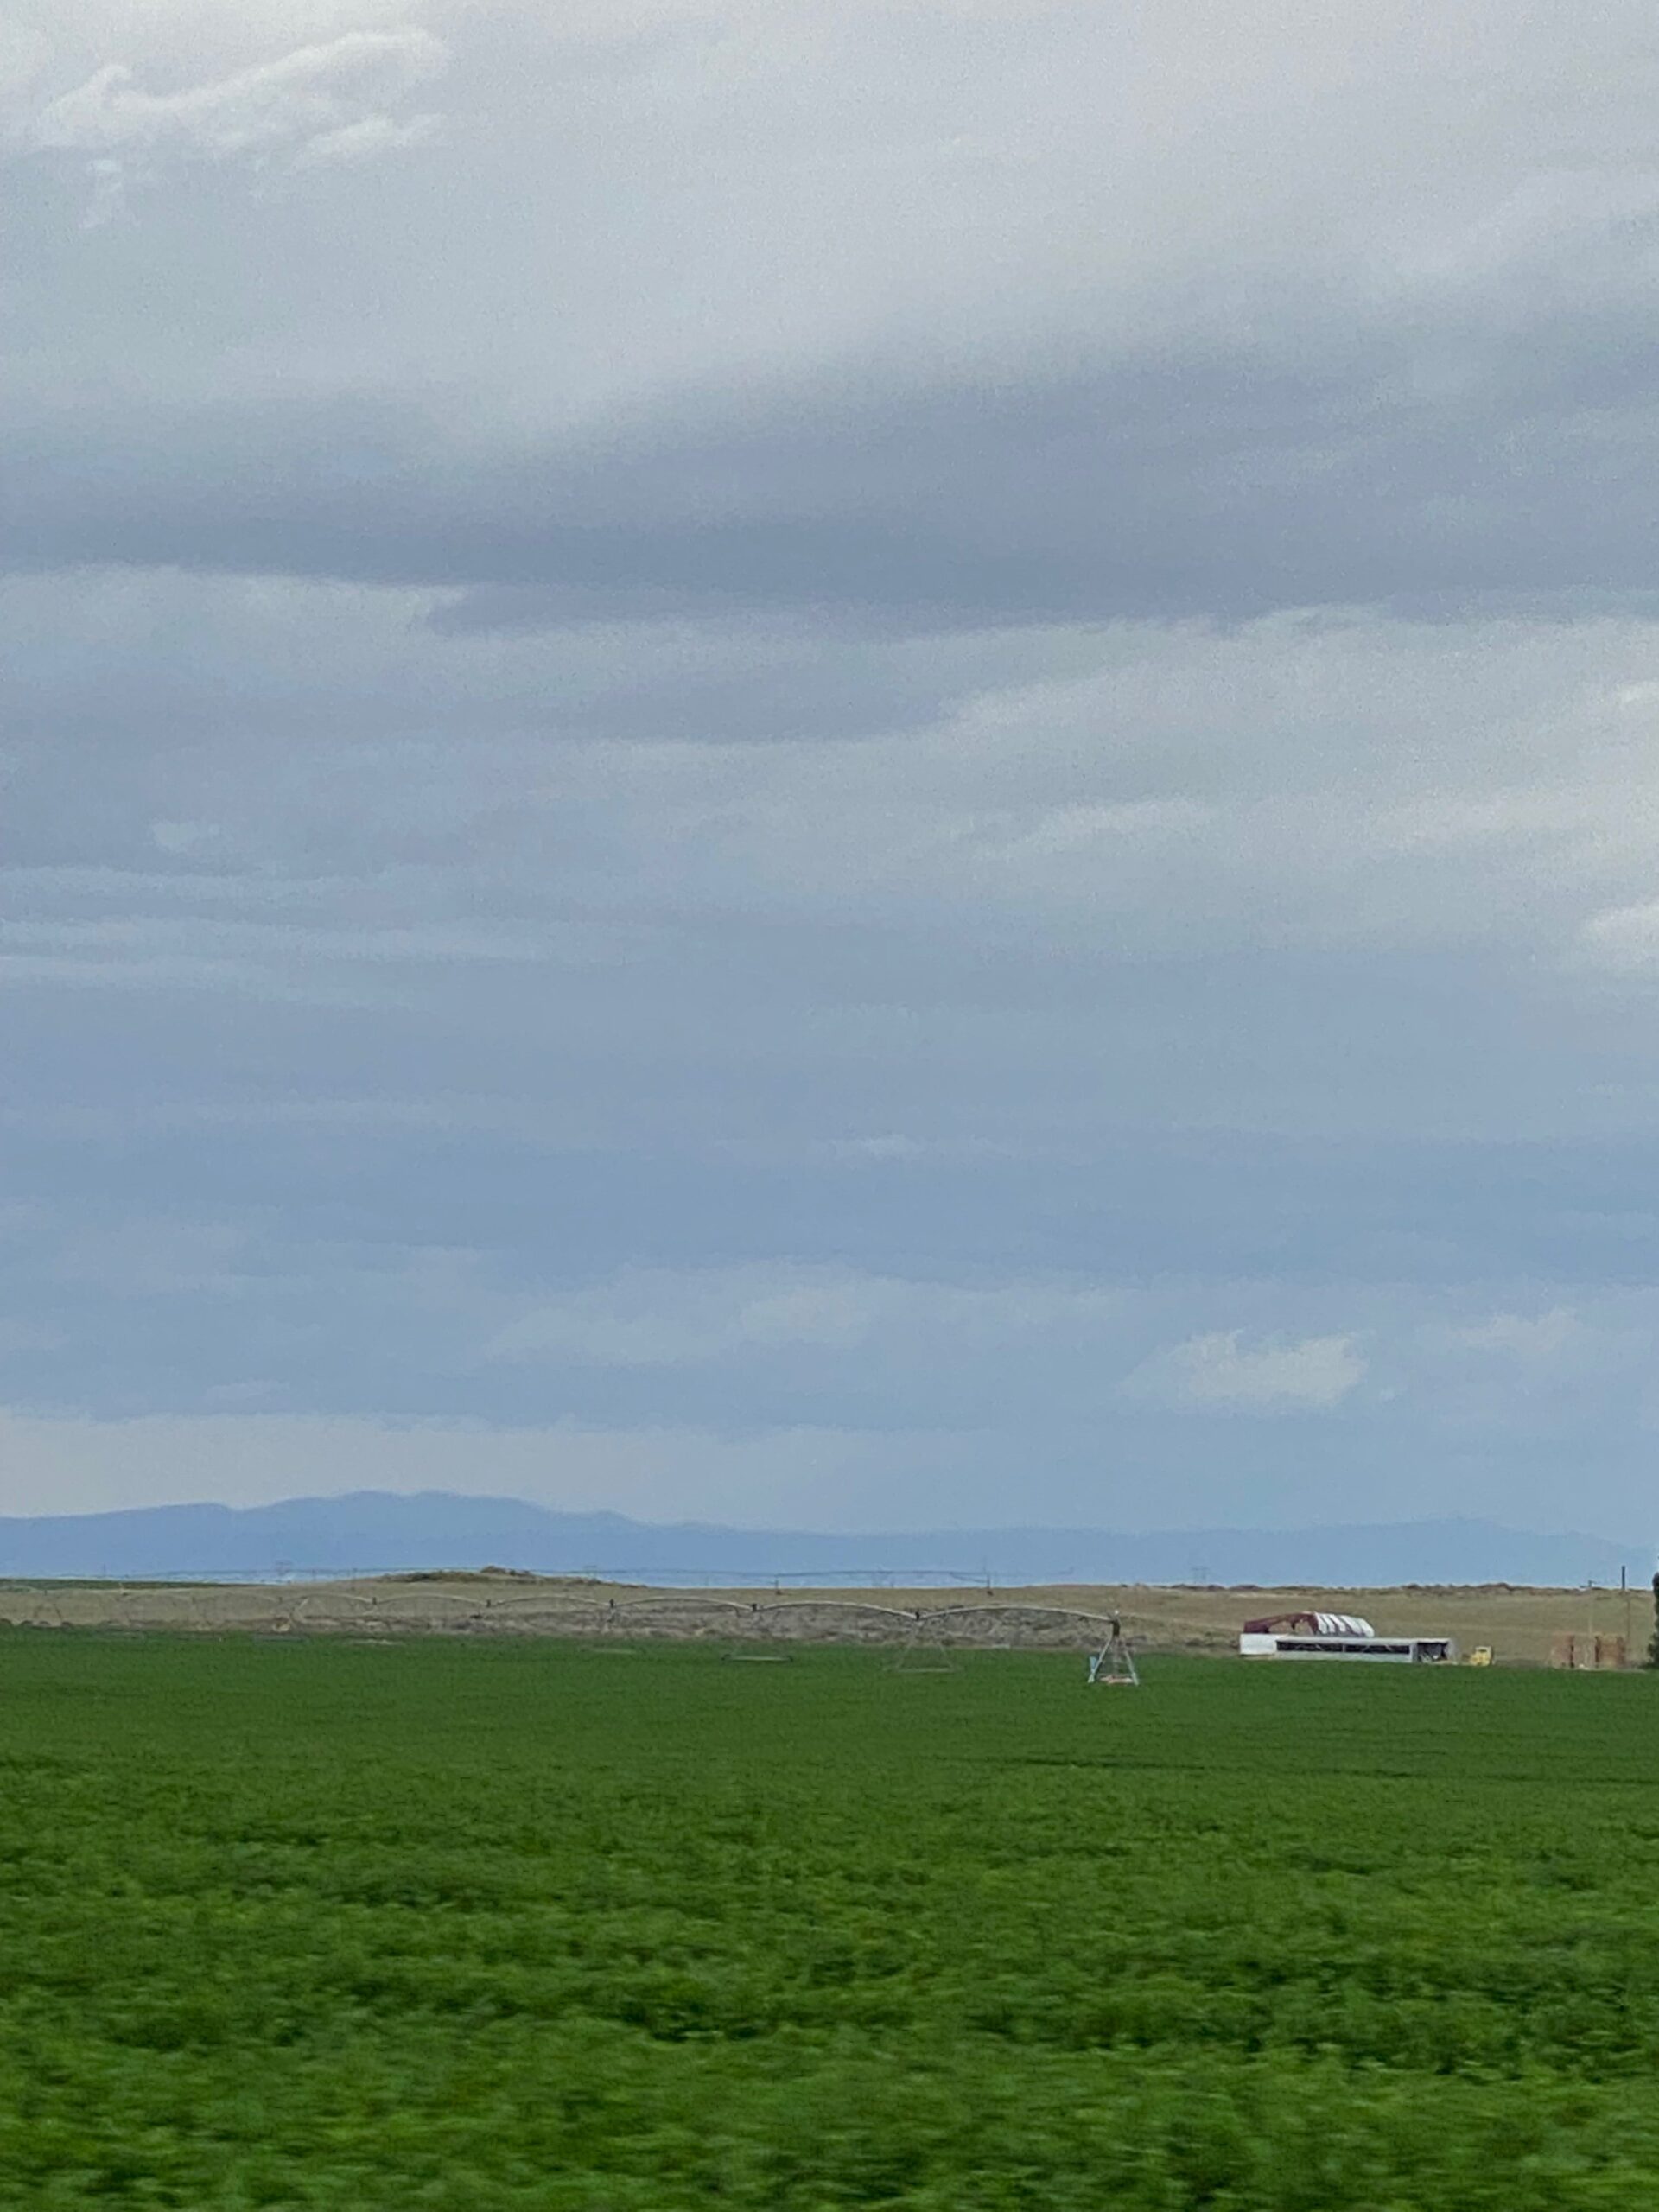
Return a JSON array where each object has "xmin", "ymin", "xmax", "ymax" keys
[{"xmin": 0, "ymin": 1573, "xmax": 1644, "ymax": 1664}]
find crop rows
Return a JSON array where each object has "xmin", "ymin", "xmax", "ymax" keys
[{"xmin": 0, "ymin": 1632, "xmax": 1656, "ymax": 2206}]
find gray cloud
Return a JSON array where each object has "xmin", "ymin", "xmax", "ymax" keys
[
  {"xmin": 9, "ymin": 1, "xmax": 1659, "ymax": 626},
  {"xmin": 8, "ymin": 338, "xmax": 1659, "ymax": 623}
]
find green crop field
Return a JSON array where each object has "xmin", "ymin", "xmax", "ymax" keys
[{"xmin": 3, "ymin": 1635, "xmax": 1659, "ymax": 2209}]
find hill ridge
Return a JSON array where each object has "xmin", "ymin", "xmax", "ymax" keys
[{"xmin": 0, "ymin": 1491, "xmax": 1641, "ymax": 1587}]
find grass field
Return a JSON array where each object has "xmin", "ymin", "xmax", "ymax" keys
[{"xmin": 3, "ymin": 1635, "xmax": 1659, "ymax": 2208}]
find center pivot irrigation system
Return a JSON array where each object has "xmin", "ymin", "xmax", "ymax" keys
[
  {"xmin": 0, "ymin": 1584, "xmax": 1143, "ymax": 1681},
  {"xmin": 1085, "ymin": 1614, "xmax": 1138, "ymax": 1687},
  {"xmin": 697, "ymin": 1598, "xmax": 1141, "ymax": 1682}
]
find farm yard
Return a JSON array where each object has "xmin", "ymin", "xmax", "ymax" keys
[{"xmin": 2, "ymin": 1636, "xmax": 1659, "ymax": 2206}]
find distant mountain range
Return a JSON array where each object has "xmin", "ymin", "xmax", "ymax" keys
[{"xmin": 0, "ymin": 1491, "xmax": 1643, "ymax": 1588}]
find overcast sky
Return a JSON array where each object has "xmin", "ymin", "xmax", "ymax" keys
[{"xmin": 5, "ymin": 0, "xmax": 1659, "ymax": 1538}]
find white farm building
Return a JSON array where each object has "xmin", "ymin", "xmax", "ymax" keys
[{"xmin": 1237, "ymin": 1611, "xmax": 1457, "ymax": 1663}]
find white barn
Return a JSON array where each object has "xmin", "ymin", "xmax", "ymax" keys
[{"xmin": 1237, "ymin": 1610, "xmax": 1458, "ymax": 1663}]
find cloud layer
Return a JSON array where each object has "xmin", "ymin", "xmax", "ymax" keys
[{"xmin": 4, "ymin": 1, "xmax": 1659, "ymax": 1539}]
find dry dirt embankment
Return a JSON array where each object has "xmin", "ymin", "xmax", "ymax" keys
[{"xmin": 0, "ymin": 1573, "xmax": 1643, "ymax": 1665}]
